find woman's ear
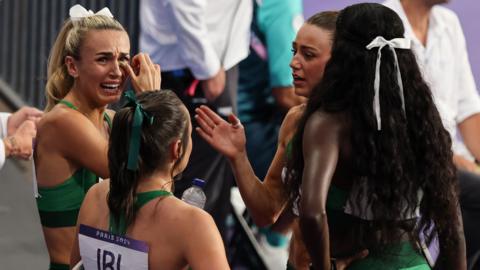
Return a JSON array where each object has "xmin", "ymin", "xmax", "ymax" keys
[
  {"xmin": 171, "ymin": 139, "xmax": 182, "ymax": 160},
  {"xmin": 65, "ymin": 56, "xmax": 79, "ymax": 78}
]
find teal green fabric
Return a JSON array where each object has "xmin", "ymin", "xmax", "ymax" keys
[
  {"xmin": 257, "ymin": 0, "xmax": 303, "ymax": 87},
  {"xmin": 122, "ymin": 91, "xmax": 154, "ymax": 171},
  {"xmin": 348, "ymin": 242, "xmax": 430, "ymax": 270},
  {"xmin": 237, "ymin": 0, "xmax": 302, "ymax": 123},
  {"xmin": 37, "ymin": 168, "xmax": 98, "ymax": 227},
  {"xmin": 109, "ymin": 190, "xmax": 172, "ymax": 235},
  {"xmin": 285, "ymin": 139, "xmax": 429, "ymax": 269},
  {"xmin": 49, "ymin": 262, "xmax": 69, "ymax": 270},
  {"xmin": 326, "ymin": 185, "xmax": 348, "ymax": 211},
  {"xmin": 285, "ymin": 138, "xmax": 294, "ymax": 160},
  {"xmin": 326, "ymin": 185, "xmax": 359, "ymax": 232},
  {"xmin": 237, "ymin": 0, "xmax": 302, "ymax": 179},
  {"xmin": 58, "ymin": 99, "xmax": 78, "ymax": 110},
  {"xmin": 104, "ymin": 112, "xmax": 112, "ymax": 129},
  {"xmin": 37, "ymin": 99, "xmax": 110, "ymax": 227},
  {"xmin": 312, "ymin": 182, "xmax": 429, "ymax": 269},
  {"xmin": 285, "ymin": 243, "xmax": 429, "ymax": 270},
  {"xmin": 259, "ymin": 226, "xmax": 289, "ymax": 247}
]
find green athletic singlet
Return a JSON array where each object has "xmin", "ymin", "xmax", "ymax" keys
[
  {"xmin": 37, "ymin": 99, "xmax": 112, "ymax": 227},
  {"xmin": 109, "ymin": 190, "xmax": 173, "ymax": 235}
]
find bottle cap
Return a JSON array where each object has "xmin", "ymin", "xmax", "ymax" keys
[{"xmin": 192, "ymin": 178, "xmax": 205, "ymax": 188}]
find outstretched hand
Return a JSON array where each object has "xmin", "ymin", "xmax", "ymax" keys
[
  {"xmin": 121, "ymin": 53, "xmax": 161, "ymax": 93},
  {"xmin": 195, "ymin": 105, "xmax": 246, "ymax": 160}
]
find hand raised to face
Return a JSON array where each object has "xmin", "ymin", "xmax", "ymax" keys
[{"xmin": 121, "ymin": 53, "xmax": 161, "ymax": 93}]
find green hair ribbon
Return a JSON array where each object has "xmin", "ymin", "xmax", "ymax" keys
[{"xmin": 123, "ymin": 91, "xmax": 154, "ymax": 171}]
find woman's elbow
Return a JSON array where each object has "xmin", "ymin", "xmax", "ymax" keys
[{"xmin": 299, "ymin": 209, "xmax": 327, "ymax": 227}]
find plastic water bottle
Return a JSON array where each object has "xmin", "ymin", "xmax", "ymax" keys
[{"xmin": 181, "ymin": 178, "xmax": 206, "ymax": 209}]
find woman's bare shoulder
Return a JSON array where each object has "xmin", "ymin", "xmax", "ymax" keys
[
  {"xmin": 164, "ymin": 198, "xmax": 212, "ymax": 221},
  {"xmin": 78, "ymin": 180, "xmax": 110, "ymax": 227},
  {"xmin": 310, "ymin": 109, "xmax": 347, "ymax": 124},
  {"xmin": 156, "ymin": 198, "xmax": 216, "ymax": 233},
  {"xmin": 39, "ymin": 106, "xmax": 95, "ymax": 136},
  {"xmin": 279, "ymin": 104, "xmax": 306, "ymax": 143},
  {"xmin": 285, "ymin": 104, "xmax": 305, "ymax": 122},
  {"xmin": 304, "ymin": 110, "xmax": 348, "ymax": 140},
  {"xmin": 84, "ymin": 180, "xmax": 109, "ymax": 207},
  {"xmin": 39, "ymin": 106, "xmax": 74, "ymax": 127}
]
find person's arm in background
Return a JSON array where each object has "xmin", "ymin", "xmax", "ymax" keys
[
  {"xmin": 0, "ymin": 107, "xmax": 42, "ymax": 169},
  {"xmin": 453, "ymin": 152, "xmax": 480, "ymax": 173},
  {"xmin": 259, "ymin": 0, "xmax": 306, "ymax": 112},
  {"xmin": 0, "ymin": 112, "xmax": 10, "ymax": 169},
  {"xmin": 6, "ymin": 107, "xmax": 42, "ymax": 136},
  {"xmin": 450, "ymin": 14, "xmax": 480, "ymax": 171},
  {"xmin": 166, "ymin": 0, "xmax": 224, "ymax": 101},
  {"xmin": 458, "ymin": 113, "xmax": 480, "ymax": 168},
  {"xmin": 2, "ymin": 120, "xmax": 37, "ymax": 160}
]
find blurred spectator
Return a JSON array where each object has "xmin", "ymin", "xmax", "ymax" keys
[
  {"xmin": 238, "ymin": 0, "xmax": 304, "ymax": 180},
  {"xmin": 384, "ymin": 0, "xmax": 480, "ymax": 268},
  {"xmin": 139, "ymin": 0, "xmax": 253, "ymax": 237}
]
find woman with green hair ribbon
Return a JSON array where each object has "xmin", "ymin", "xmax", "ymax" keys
[
  {"xmin": 71, "ymin": 90, "xmax": 230, "ymax": 269},
  {"xmin": 123, "ymin": 90, "xmax": 155, "ymax": 171}
]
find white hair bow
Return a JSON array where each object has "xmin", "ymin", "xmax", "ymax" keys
[
  {"xmin": 366, "ymin": 36, "xmax": 411, "ymax": 130},
  {"xmin": 69, "ymin": 4, "xmax": 114, "ymax": 21}
]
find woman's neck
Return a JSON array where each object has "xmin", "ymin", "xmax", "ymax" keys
[
  {"xmin": 401, "ymin": 0, "xmax": 432, "ymax": 46},
  {"xmin": 137, "ymin": 171, "xmax": 174, "ymax": 193},
  {"xmin": 64, "ymin": 87, "xmax": 106, "ymax": 122}
]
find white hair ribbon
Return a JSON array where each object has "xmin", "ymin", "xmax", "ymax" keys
[
  {"xmin": 366, "ymin": 36, "xmax": 411, "ymax": 130},
  {"xmin": 69, "ymin": 4, "xmax": 114, "ymax": 21}
]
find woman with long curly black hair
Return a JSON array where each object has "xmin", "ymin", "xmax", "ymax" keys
[{"xmin": 286, "ymin": 3, "xmax": 466, "ymax": 270}]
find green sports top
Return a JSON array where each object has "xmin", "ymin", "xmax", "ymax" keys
[
  {"xmin": 285, "ymin": 141, "xmax": 429, "ymax": 269},
  {"xmin": 36, "ymin": 100, "xmax": 112, "ymax": 228},
  {"xmin": 109, "ymin": 190, "xmax": 173, "ymax": 235},
  {"xmin": 285, "ymin": 139, "xmax": 349, "ymax": 214}
]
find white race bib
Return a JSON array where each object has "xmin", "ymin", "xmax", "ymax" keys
[{"xmin": 79, "ymin": 224, "xmax": 149, "ymax": 270}]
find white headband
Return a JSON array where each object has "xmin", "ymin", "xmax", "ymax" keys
[
  {"xmin": 366, "ymin": 36, "xmax": 411, "ymax": 131},
  {"xmin": 69, "ymin": 4, "xmax": 114, "ymax": 21}
]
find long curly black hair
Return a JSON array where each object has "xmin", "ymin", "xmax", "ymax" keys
[{"xmin": 286, "ymin": 3, "xmax": 459, "ymax": 262}]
